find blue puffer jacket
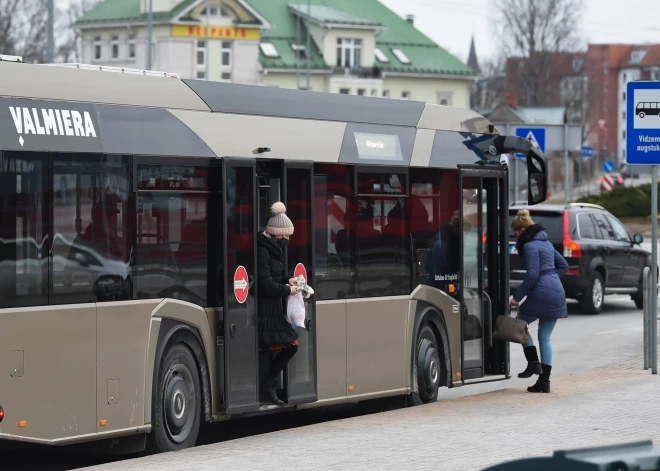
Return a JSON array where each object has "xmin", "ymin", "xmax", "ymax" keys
[{"xmin": 513, "ymin": 224, "xmax": 569, "ymax": 319}]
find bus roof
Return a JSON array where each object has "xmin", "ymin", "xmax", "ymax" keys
[{"xmin": 0, "ymin": 61, "xmax": 503, "ymax": 167}]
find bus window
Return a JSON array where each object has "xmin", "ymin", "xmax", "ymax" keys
[
  {"xmin": 0, "ymin": 151, "xmax": 49, "ymax": 308},
  {"xmin": 409, "ymin": 168, "xmax": 460, "ymax": 295},
  {"xmin": 51, "ymin": 154, "xmax": 132, "ymax": 304},
  {"xmin": 356, "ymin": 172, "xmax": 410, "ymax": 298},
  {"xmin": 314, "ymin": 164, "xmax": 355, "ymax": 300},
  {"xmin": 135, "ymin": 164, "xmax": 210, "ymax": 307}
]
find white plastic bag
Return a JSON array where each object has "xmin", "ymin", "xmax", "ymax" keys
[{"xmin": 286, "ymin": 292, "xmax": 306, "ymax": 328}]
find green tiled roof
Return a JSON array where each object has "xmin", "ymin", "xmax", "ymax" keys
[
  {"xmin": 74, "ymin": 0, "xmax": 197, "ymax": 26},
  {"xmin": 246, "ymin": 0, "xmax": 474, "ymax": 76},
  {"xmin": 287, "ymin": 4, "xmax": 382, "ymax": 27}
]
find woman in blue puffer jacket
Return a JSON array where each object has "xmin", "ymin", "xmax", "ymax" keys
[{"xmin": 510, "ymin": 209, "xmax": 568, "ymax": 393}]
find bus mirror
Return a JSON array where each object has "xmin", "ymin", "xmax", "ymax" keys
[{"xmin": 526, "ymin": 148, "xmax": 548, "ymax": 205}]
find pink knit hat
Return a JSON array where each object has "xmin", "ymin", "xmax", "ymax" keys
[{"xmin": 266, "ymin": 202, "xmax": 294, "ymax": 236}]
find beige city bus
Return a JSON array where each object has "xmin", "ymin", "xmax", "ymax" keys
[{"xmin": 0, "ymin": 60, "xmax": 548, "ymax": 454}]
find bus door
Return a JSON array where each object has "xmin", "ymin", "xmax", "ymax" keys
[
  {"xmin": 282, "ymin": 161, "xmax": 318, "ymax": 405},
  {"xmin": 459, "ymin": 166, "xmax": 508, "ymax": 381},
  {"xmin": 222, "ymin": 158, "xmax": 260, "ymax": 414}
]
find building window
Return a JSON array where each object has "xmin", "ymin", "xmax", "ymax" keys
[
  {"xmin": 339, "ymin": 88, "xmax": 350, "ymax": 94},
  {"xmin": 623, "ymin": 130, "xmax": 626, "ymax": 139},
  {"xmin": 94, "ymin": 36, "xmax": 102, "ymax": 60},
  {"xmin": 437, "ymin": 92, "xmax": 452, "ymax": 106},
  {"xmin": 221, "ymin": 72, "xmax": 231, "ymax": 82},
  {"xmin": 111, "ymin": 35, "xmax": 119, "ymax": 59},
  {"xmin": 623, "ymin": 73, "xmax": 627, "ymax": 82},
  {"xmin": 371, "ymin": 89, "xmax": 378, "ymax": 96},
  {"xmin": 603, "ymin": 82, "xmax": 607, "ymax": 93},
  {"xmin": 382, "ymin": 90, "xmax": 389, "ymax": 98},
  {"xmin": 291, "ymin": 43, "xmax": 307, "ymax": 60},
  {"xmin": 197, "ymin": 71, "xmax": 206, "ymax": 79},
  {"xmin": 336, "ymin": 38, "xmax": 361, "ymax": 68},
  {"xmin": 604, "ymin": 63, "xmax": 609, "ymax": 74},
  {"xmin": 623, "ymin": 91, "xmax": 626, "ymax": 101},
  {"xmin": 603, "ymin": 102, "xmax": 607, "ymax": 112},
  {"xmin": 631, "ymin": 50, "xmax": 647, "ymax": 64},
  {"xmin": 196, "ymin": 40, "xmax": 206, "ymax": 68},
  {"xmin": 203, "ymin": 5, "xmax": 228, "ymax": 16},
  {"xmin": 623, "ymin": 111, "xmax": 626, "ymax": 120},
  {"xmin": 222, "ymin": 41, "xmax": 232, "ymax": 67},
  {"xmin": 357, "ymin": 89, "xmax": 366, "ymax": 96},
  {"xmin": 128, "ymin": 33, "xmax": 136, "ymax": 59},
  {"xmin": 623, "ymin": 149, "xmax": 626, "ymax": 159},
  {"xmin": 391, "ymin": 48, "xmax": 411, "ymax": 65},
  {"xmin": 374, "ymin": 48, "xmax": 389, "ymax": 63},
  {"xmin": 402, "ymin": 91, "xmax": 411, "ymax": 100},
  {"xmin": 260, "ymin": 42, "xmax": 279, "ymax": 58}
]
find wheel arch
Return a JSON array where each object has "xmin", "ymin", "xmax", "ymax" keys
[
  {"xmin": 146, "ymin": 300, "xmax": 214, "ymax": 427},
  {"xmin": 409, "ymin": 301, "xmax": 452, "ymax": 393}
]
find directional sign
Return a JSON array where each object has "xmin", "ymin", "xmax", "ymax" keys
[
  {"xmin": 294, "ymin": 263, "xmax": 307, "ymax": 282},
  {"xmin": 233, "ymin": 265, "xmax": 248, "ymax": 304},
  {"xmin": 626, "ymin": 81, "xmax": 660, "ymax": 164},
  {"xmin": 515, "ymin": 127, "xmax": 545, "ymax": 158},
  {"xmin": 580, "ymin": 146, "xmax": 594, "ymax": 158},
  {"xmin": 603, "ymin": 160, "xmax": 615, "ymax": 173}
]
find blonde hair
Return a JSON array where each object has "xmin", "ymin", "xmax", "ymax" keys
[{"xmin": 511, "ymin": 208, "xmax": 534, "ymax": 232}]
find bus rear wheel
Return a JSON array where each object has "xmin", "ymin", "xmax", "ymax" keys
[
  {"xmin": 408, "ymin": 324, "xmax": 441, "ymax": 406},
  {"xmin": 148, "ymin": 343, "xmax": 202, "ymax": 454}
]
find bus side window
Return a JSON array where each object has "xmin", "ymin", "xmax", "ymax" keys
[{"xmin": 409, "ymin": 168, "xmax": 460, "ymax": 295}]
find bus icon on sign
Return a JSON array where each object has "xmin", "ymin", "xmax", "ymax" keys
[{"xmin": 636, "ymin": 102, "xmax": 660, "ymax": 119}]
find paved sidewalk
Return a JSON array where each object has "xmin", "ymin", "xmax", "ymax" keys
[{"xmin": 84, "ymin": 353, "xmax": 660, "ymax": 471}]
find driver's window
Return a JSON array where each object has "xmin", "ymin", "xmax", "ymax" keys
[{"xmin": 606, "ymin": 215, "xmax": 631, "ymax": 243}]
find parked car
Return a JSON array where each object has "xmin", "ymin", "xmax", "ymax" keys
[{"xmin": 508, "ymin": 203, "xmax": 651, "ymax": 314}]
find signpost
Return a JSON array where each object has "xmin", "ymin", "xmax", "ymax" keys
[
  {"xmin": 580, "ymin": 146, "xmax": 594, "ymax": 158},
  {"xmin": 627, "ymin": 80, "xmax": 660, "ymax": 374}
]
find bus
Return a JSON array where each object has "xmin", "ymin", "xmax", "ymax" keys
[
  {"xmin": 0, "ymin": 60, "xmax": 548, "ymax": 454},
  {"xmin": 636, "ymin": 102, "xmax": 660, "ymax": 118}
]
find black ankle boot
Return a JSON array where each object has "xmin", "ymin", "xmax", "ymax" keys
[
  {"xmin": 527, "ymin": 364, "xmax": 551, "ymax": 393},
  {"xmin": 261, "ymin": 378, "xmax": 285, "ymax": 406},
  {"xmin": 518, "ymin": 346, "xmax": 543, "ymax": 378}
]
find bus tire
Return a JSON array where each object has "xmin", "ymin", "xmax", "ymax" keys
[
  {"xmin": 147, "ymin": 342, "xmax": 202, "ymax": 454},
  {"xmin": 407, "ymin": 323, "xmax": 441, "ymax": 406}
]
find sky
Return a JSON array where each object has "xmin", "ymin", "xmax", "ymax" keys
[{"xmin": 380, "ymin": 0, "xmax": 660, "ymax": 66}]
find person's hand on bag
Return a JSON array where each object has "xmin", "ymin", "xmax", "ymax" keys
[
  {"xmin": 509, "ymin": 298, "xmax": 519, "ymax": 307},
  {"xmin": 290, "ymin": 285, "xmax": 299, "ymax": 295},
  {"xmin": 289, "ymin": 278, "xmax": 297, "ymax": 286}
]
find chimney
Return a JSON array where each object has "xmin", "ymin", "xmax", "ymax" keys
[
  {"xmin": 505, "ymin": 91, "xmax": 518, "ymax": 109},
  {"xmin": 405, "ymin": 14, "xmax": 415, "ymax": 25}
]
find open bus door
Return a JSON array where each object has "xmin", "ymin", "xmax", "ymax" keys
[
  {"xmin": 282, "ymin": 161, "xmax": 318, "ymax": 406},
  {"xmin": 221, "ymin": 158, "xmax": 261, "ymax": 414}
]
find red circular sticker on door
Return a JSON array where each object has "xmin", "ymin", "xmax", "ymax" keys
[
  {"xmin": 294, "ymin": 263, "xmax": 307, "ymax": 282},
  {"xmin": 234, "ymin": 266, "xmax": 249, "ymax": 304}
]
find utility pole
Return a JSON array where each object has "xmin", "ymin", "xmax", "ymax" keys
[
  {"xmin": 205, "ymin": 0, "xmax": 210, "ymax": 80},
  {"xmin": 146, "ymin": 0, "xmax": 153, "ymax": 70},
  {"xmin": 296, "ymin": 13, "xmax": 300, "ymax": 89},
  {"xmin": 305, "ymin": 0, "xmax": 310, "ymax": 90},
  {"xmin": 47, "ymin": 0, "xmax": 54, "ymax": 63}
]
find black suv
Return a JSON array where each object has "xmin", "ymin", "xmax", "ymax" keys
[{"xmin": 508, "ymin": 203, "xmax": 650, "ymax": 314}]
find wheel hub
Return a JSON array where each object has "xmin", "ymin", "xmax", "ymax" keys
[{"xmin": 163, "ymin": 365, "xmax": 196, "ymax": 444}]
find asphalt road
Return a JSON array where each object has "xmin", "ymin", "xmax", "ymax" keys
[{"xmin": 4, "ymin": 291, "xmax": 647, "ymax": 471}]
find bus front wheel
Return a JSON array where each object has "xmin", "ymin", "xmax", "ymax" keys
[
  {"xmin": 408, "ymin": 324, "xmax": 441, "ymax": 406},
  {"xmin": 639, "ymin": 112, "xmax": 646, "ymax": 118},
  {"xmin": 148, "ymin": 343, "xmax": 202, "ymax": 453}
]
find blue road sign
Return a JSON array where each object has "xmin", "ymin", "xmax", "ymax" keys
[
  {"xmin": 603, "ymin": 160, "xmax": 615, "ymax": 173},
  {"xmin": 626, "ymin": 81, "xmax": 660, "ymax": 164},
  {"xmin": 515, "ymin": 127, "xmax": 546, "ymax": 158},
  {"xmin": 580, "ymin": 146, "xmax": 594, "ymax": 158}
]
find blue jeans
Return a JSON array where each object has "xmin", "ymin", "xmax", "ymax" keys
[{"xmin": 519, "ymin": 315, "xmax": 557, "ymax": 366}]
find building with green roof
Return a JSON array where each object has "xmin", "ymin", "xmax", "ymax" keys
[{"xmin": 74, "ymin": 0, "xmax": 477, "ymax": 106}]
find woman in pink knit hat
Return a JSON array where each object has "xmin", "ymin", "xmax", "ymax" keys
[{"xmin": 257, "ymin": 201, "xmax": 299, "ymax": 405}]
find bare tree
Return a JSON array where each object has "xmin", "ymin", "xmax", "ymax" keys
[
  {"xmin": 59, "ymin": 0, "xmax": 101, "ymax": 62},
  {"xmin": 472, "ymin": 57, "xmax": 507, "ymax": 110},
  {"xmin": 494, "ymin": 0, "xmax": 585, "ymax": 106}
]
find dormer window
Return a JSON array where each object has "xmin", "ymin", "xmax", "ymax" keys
[
  {"xmin": 337, "ymin": 38, "xmax": 361, "ymax": 68},
  {"xmin": 374, "ymin": 48, "xmax": 389, "ymax": 63},
  {"xmin": 202, "ymin": 5, "xmax": 229, "ymax": 17},
  {"xmin": 631, "ymin": 50, "xmax": 647, "ymax": 64},
  {"xmin": 392, "ymin": 48, "xmax": 411, "ymax": 65}
]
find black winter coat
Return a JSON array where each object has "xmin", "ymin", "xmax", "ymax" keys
[{"xmin": 257, "ymin": 233, "xmax": 299, "ymax": 349}]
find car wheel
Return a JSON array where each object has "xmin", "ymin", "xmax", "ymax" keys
[
  {"xmin": 407, "ymin": 324, "xmax": 441, "ymax": 406},
  {"xmin": 634, "ymin": 288, "xmax": 644, "ymax": 309},
  {"xmin": 580, "ymin": 272, "xmax": 604, "ymax": 314},
  {"xmin": 147, "ymin": 343, "xmax": 202, "ymax": 454}
]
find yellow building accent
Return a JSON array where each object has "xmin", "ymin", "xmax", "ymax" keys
[{"xmin": 172, "ymin": 25, "xmax": 259, "ymax": 40}]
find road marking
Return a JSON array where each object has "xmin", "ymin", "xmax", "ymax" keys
[{"xmin": 595, "ymin": 330, "xmax": 619, "ymax": 335}]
